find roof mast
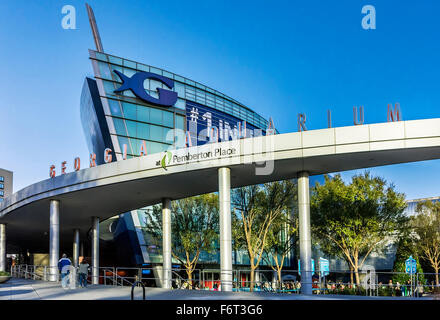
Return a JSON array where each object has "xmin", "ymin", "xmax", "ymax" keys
[{"xmin": 85, "ymin": 3, "xmax": 104, "ymax": 53}]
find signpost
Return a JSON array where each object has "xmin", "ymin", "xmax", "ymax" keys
[
  {"xmin": 318, "ymin": 257, "xmax": 330, "ymax": 292},
  {"xmin": 319, "ymin": 257, "xmax": 330, "ymax": 277},
  {"xmin": 405, "ymin": 256, "xmax": 417, "ymax": 297}
]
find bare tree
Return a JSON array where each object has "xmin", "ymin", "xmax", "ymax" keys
[{"xmin": 232, "ymin": 181, "xmax": 295, "ymax": 292}]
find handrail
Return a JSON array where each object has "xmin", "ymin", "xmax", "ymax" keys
[
  {"xmin": 131, "ymin": 281, "xmax": 146, "ymax": 300},
  {"xmin": 172, "ymin": 270, "xmax": 193, "ymax": 289}
]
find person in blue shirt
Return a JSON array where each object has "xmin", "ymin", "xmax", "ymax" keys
[{"xmin": 58, "ymin": 254, "xmax": 71, "ymax": 288}]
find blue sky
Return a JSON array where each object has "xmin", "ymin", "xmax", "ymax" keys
[{"xmin": 1, "ymin": 0, "xmax": 440, "ymax": 199}]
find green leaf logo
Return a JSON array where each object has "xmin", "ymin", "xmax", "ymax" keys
[{"xmin": 161, "ymin": 151, "xmax": 172, "ymax": 170}]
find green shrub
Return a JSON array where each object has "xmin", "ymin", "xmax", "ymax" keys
[{"xmin": 0, "ymin": 271, "xmax": 10, "ymax": 276}]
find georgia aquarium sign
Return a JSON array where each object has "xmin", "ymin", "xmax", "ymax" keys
[{"xmin": 113, "ymin": 70, "xmax": 178, "ymax": 107}]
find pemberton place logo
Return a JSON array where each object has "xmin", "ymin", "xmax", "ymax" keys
[
  {"xmin": 113, "ymin": 70, "xmax": 178, "ymax": 107},
  {"xmin": 157, "ymin": 147, "xmax": 237, "ymax": 170}
]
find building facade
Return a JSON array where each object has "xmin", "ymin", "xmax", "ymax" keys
[
  {"xmin": 0, "ymin": 169, "xmax": 13, "ymax": 203},
  {"xmin": 80, "ymin": 49, "xmax": 275, "ymax": 276}
]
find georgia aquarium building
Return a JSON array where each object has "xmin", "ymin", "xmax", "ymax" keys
[{"xmin": 80, "ymin": 47, "xmax": 279, "ymax": 284}]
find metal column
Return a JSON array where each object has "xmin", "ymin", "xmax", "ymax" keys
[
  {"xmin": 73, "ymin": 229, "xmax": 80, "ymax": 267},
  {"xmin": 91, "ymin": 217, "xmax": 100, "ymax": 285},
  {"xmin": 218, "ymin": 167, "xmax": 232, "ymax": 291},
  {"xmin": 298, "ymin": 171, "xmax": 312, "ymax": 294},
  {"xmin": 0, "ymin": 224, "xmax": 6, "ymax": 272},
  {"xmin": 162, "ymin": 198, "xmax": 172, "ymax": 289},
  {"xmin": 49, "ymin": 200, "xmax": 60, "ymax": 282}
]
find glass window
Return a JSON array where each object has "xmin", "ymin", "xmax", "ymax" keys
[
  {"xmin": 150, "ymin": 108, "xmax": 162, "ymax": 125},
  {"xmin": 150, "ymin": 125, "xmax": 163, "ymax": 141},
  {"xmin": 0, "ymin": 191, "xmax": 3, "ymax": 196},
  {"xmin": 108, "ymin": 55, "xmax": 122, "ymax": 66},
  {"xmin": 126, "ymin": 120, "xmax": 137, "ymax": 138},
  {"xmin": 150, "ymin": 66, "xmax": 162, "ymax": 75},
  {"xmin": 123, "ymin": 68, "xmax": 136, "ymax": 77},
  {"xmin": 148, "ymin": 141, "xmax": 169, "ymax": 154},
  {"xmin": 0, "ymin": 183, "xmax": 3, "ymax": 189},
  {"xmin": 111, "ymin": 65, "xmax": 122, "ymax": 77},
  {"xmin": 137, "ymin": 123, "xmax": 150, "ymax": 140},
  {"xmin": 137, "ymin": 105, "xmax": 150, "ymax": 122},
  {"xmin": 163, "ymin": 128, "xmax": 174, "ymax": 144},
  {"xmin": 124, "ymin": 59, "xmax": 136, "ymax": 69},
  {"xmin": 137, "ymin": 64, "xmax": 149, "ymax": 72},
  {"xmin": 103, "ymin": 81, "xmax": 116, "ymax": 95},
  {"xmin": 107, "ymin": 99, "xmax": 122, "ymax": 116},
  {"xmin": 175, "ymin": 82, "xmax": 185, "ymax": 98},
  {"xmin": 0, "ymin": 198, "xmax": 3, "ymax": 202},
  {"xmin": 116, "ymin": 135, "xmax": 133, "ymax": 154},
  {"xmin": 148, "ymin": 89, "xmax": 158, "ymax": 99},
  {"xmin": 122, "ymin": 90, "xmax": 135, "ymax": 98},
  {"xmin": 185, "ymin": 92, "xmax": 195, "ymax": 101},
  {"xmin": 163, "ymin": 111, "xmax": 173, "ymax": 128},
  {"xmin": 98, "ymin": 61, "xmax": 112, "ymax": 80},
  {"xmin": 122, "ymin": 102, "xmax": 137, "ymax": 120},
  {"xmin": 150, "ymin": 79, "xmax": 163, "ymax": 91},
  {"xmin": 175, "ymin": 98, "xmax": 185, "ymax": 110},
  {"xmin": 174, "ymin": 75, "xmax": 184, "ymax": 82},
  {"xmin": 0, "ymin": 177, "xmax": 3, "ymax": 182},
  {"xmin": 176, "ymin": 115, "xmax": 185, "ymax": 131},
  {"xmin": 112, "ymin": 118, "xmax": 127, "ymax": 136},
  {"xmin": 130, "ymin": 138, "xmax": 140, "ymax": 155},
  {"xmin": 95, "ymin": 52, "xmax": 108, "ymax": 62},
  {"xmin": 163, "ymin": 71, "xmax": 173, "ymax": 79}
]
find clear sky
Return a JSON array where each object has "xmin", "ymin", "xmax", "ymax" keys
[{"xmin": 1, "ymin": 0, "xmax": 440, "ymax": 199}]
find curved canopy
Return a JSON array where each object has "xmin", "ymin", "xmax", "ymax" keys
[{"xmin": 2, "ymin": 118, "xmax": 440, "ymax": 250}]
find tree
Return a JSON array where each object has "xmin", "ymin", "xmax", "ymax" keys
[
  {"xmin": 392, "ymin": 224, "xmax": 426, "ymax": 288},
  {"xmin": 145, "ymin": 194, "xmax": 219, "ymax": 288},
  {"xmin": 413, "ymin": 201, "xmax": 440, "ymax": 288},
  {"xmin": 232, "ymin": 180, "xmax": 295, "ymax": 292},
  {"xmin": 263, "ymin": 210, "xmax": 298, "ymax": 291},
  {"xmin": 311, "ymin": 172, "xmax": 407, "ymax": 286}
]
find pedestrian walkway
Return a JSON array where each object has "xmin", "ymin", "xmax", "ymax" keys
[{"xmin": 0, "ymin": 278, "xmax": 435, "ymax": 300}]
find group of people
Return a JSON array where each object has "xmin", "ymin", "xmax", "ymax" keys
[
  {"xmin": 57, "ymin": 253, "xmax": 90, "ymax": 289},
  {"xmin": 382, "ymin": 279, "xmax": 425, "ymax": 297}
]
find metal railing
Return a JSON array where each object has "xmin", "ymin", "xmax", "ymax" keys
[{"xmin": 9, "ymin": 264, "xmax": 440, "ymax": 297}]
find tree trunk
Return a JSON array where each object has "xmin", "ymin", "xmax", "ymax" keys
[
  {"xmin": 250, "ymin": 266, "xmax": 255, "ymax": 292},
  {"xmin": 435, "ymin": 267, "xmax": 439, "ymax": 291},
  {"xmin": 350, "ymin": 266, "xmax": 354, "ymax": 286},
  {"xmin": 277, "ymin": 268, "xmax": 282, "ymax": 292},
  {"xmin": 186, "ymin": 269, "xmax": 193, "ymax": 290},
  {"xmin": 354, "ymin": 267, "xmax": 360, "ymax": 286}
]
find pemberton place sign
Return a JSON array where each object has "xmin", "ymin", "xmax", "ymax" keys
[
  {"xmin": 49, "ymin": 69, "xmax": 404, "ymax": 177},
  {"xmin": 48, "ymin": 102, "xmax": 403, "ymax": 178}
]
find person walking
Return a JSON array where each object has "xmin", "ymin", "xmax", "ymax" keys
[
  {"xmin": 58, "ymin": 254, "xmax": 72, "ymax": 288},
  {"xmin": 78, "ymin": 259, "xmax": 90, "ymax": 288}
]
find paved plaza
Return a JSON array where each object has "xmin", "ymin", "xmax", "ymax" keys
[{"xmin": 0, "ymin": 278, "xmax": 435, "ymax": 300}]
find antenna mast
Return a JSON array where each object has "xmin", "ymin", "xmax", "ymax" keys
[{"xmin": 85, "ymin": 3, "xmax": 104, "ymax": 52}]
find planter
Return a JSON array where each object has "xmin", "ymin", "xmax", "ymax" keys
[{"xmin": 0, "ymin": 276, "xmax": 11, "ymax": 284}]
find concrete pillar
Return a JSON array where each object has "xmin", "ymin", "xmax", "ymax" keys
[
  {"xmin": 0, "ymin": 224, "xmax": 6, "ymax": 272},
  {"xmin": 91, "ymin": 217, "xmax": 100, "ymax": 285},
  {"xmin": 298, "ymin": 171, "xmax": 312, "ymax": 294},
  {"xmin": 49, "ymin": 200, "xmax": 60, "ymax": 282},
  {"xmin": 73, "ymin": 229, "xmax": 80, "ymax": 267},
  {"xmin": 218, "ymin": 167, "xmax": 232, "ymax": 291},
  {"xmin": 162, "ymin": 198, "xmax": 172, "ymax": 289}
]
